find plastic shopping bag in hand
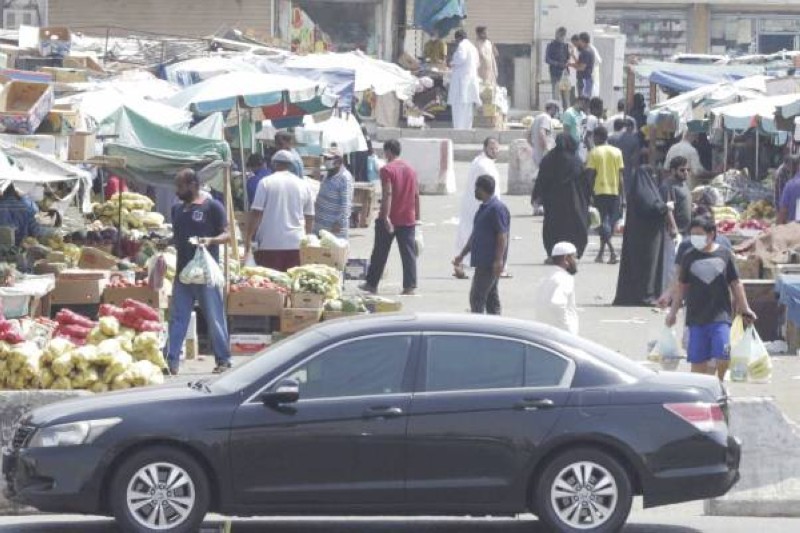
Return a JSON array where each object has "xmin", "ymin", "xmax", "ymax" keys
[
  {"xmin": 656, "ymin": 326, "xmax": 681, "ymax": 359},
  {"xmin": 179, "ymin": 244, "xmax": 225, "ymax": 288},
  {"xmin": 730, "ymin": 321, "xmax": 772, "ymax": 383},
  {"xmin": 414, "ymin": 227, "xmax": 424, "ymax": 257}
]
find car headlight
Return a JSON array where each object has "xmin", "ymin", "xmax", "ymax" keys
[{"xmin": 28, "ymin": 418, "xmax": 122, "ymax": 448}]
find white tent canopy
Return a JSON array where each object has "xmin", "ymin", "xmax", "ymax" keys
[
  {"xmin": 712, "ymin": 93, "xmax": 800, "ymax": 132},
  {"xmin": 294, "ymin": 114, "xmax": 368, "ymax": 154},
  {"xmin": 282, "ymin": 51, "xmax": 417, "ymax": 100}
]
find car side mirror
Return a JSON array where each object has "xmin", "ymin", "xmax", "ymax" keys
[{"xmin": 261, "ymin": 379, "xmax": 300, "ymax": 406}]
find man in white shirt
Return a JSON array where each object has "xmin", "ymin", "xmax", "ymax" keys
[
  {"xmin": 530, "ymin": 101, "xmax": 559, "ymax": 168},
  {"xmin": 534, "ymin": 241, "xmax": 579, "ymax": 335},
  {"xmin": 245, "ymin": 150, "xmax": 315, "ymax": 272},
  {"xmin": 448, "ymin": 29, "xmax": 481, "ymax": 130}
]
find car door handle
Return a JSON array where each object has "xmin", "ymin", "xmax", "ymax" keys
[
  {"xmin": 363, "ymin": 406, "xmax": 404, "ymax": 419},
  {"xmin": 514, "ymin": 398, "xmax": 556, "ymax": 411}
]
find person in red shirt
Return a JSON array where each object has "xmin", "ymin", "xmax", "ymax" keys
[
  {"xmin": 105, "ymin": 174, "xmax": 128, "ymax": 200},
  {"xmin": 360, "ymin": 140, "xmax": 420, "ymax": 295}
]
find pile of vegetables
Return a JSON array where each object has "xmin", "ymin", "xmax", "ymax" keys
[
  {"xmin": 0, "ymin": 300, "xmax": 166, "ymax": 391},
  {"xmin": 0, "ymin": 318, "xmax": 24, "ymax": 345},
  {"xmin": 288, "ymin": 264, "xmax": 341, "ymax": 299},
  {"xmin": 91, "ymin": 193, "xmax": 165, "ymax": 231},
  {"xmin": 324, "ymin": 296, "xmax": 368, "ymax": 314},
  {"xmin": 744, "ymin": 199, "xmax": 776, "ymax": 222},
  {"xmin": 239, "ymin": 266, "xmax": 292, "ymax": 289},
  {"xmin": 301, "ymin": 230, "xmax": 348, "ymax": 251}
]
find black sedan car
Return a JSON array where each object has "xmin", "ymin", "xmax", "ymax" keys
[{"xmin": 3, "ymin": 314, "xmax": 740, "ymax": 533}]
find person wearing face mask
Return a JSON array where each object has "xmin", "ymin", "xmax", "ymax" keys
[
  {"xmin": 453, "ymin": 175, "xmax": 510, "ymax": 314},
  {"xmin": 666, "ymin": 216, "xmax": 757, "ymax": 380},
  {"xmin": 166, "ymin": 168, "xmax": 231, "ymax": 376},
  {"xmin": 534, "ymin": 241, "xmax": 579, "ymax": 335},
  {"xmin": 313, "ymin": 147, "xmax": 353, "ymax": 239}
]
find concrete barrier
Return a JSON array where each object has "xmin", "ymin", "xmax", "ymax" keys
[
  {"xmin": 507, "ymin": 139, "xmax": 536, "ymax": 195},
  {"xmin": 705, "ymin": 397, "xmax": 800, "ymax": 517},
  {"xmin": 399, "ymin": 138, "xmax": 456, "ymax": 195},
  {"xmin": 0, "ymin": 390, "xmax": 90, "ymax": 515}
]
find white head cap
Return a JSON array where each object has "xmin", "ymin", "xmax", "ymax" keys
[{"xmin": 551, "ymin": 241, "xmax": 577, "ymax": 257}]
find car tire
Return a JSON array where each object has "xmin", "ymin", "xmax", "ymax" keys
[
  {"xmin": 534, "ymin": 447, "xmax": 633, "ymax": 533},
  {"xmin": 110, "ymin": 445, "xmax": 210, "ymax": 533}
]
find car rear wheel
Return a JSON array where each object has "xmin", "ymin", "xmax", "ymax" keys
[
  {"xmin": 534, "ymin": 447, "xmax": 632, "ymax": 533},
  {"xmin": 110, "ymin": 446, "xmax": 210, "ymax": 533}
]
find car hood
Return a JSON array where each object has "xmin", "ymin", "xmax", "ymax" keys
[{"xmin": 24, "ymin": 381, "xmax": 227, "ymax": 427}]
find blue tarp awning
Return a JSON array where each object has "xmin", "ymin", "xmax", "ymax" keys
[
  {"xmin": 650, "ymin": 70, "xmax": 744, "ymax": 93},
  {"xmin": 414, "ymin": 0, "xmax": 466, "ymax": 37}
]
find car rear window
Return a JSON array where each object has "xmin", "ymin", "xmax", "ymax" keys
[{"xmin": 558, "ymin": 335, "xmax": 654, "ymax": 382}]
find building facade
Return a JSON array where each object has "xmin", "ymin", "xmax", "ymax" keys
[
  {"xmin": 2, "ymin": 0, "xmax": 47, "ymax": 30},
  {"xmin": 596, "ymin": 0, "xmax": 800, "ymax": 61}
]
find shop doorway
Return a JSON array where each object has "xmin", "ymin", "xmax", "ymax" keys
[{"xmin": 759, "ymin": 34, "xmax": 797, "ymax": 54}]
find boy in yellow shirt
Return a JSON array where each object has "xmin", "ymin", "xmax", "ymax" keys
[{"xmin": 586, "ymin": 126, "xmax": 625, "ymax": 264}]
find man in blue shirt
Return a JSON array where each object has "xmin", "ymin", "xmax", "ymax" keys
[
  {"xmin": 313, "ymin": 148, "xmax": 353, "ymax": 238},
  {"xmin": 245, "ymin": 153, "xmax": 271, "ymax": 209},
  {"xmin": 275, "ymin": 131, "xmax": 305, "ymax": 178},
  {"xmin": 0, "ymin": 185, "xmax": 39, "ymax": 246},
  {"xmin": 166, "ymin": 168, "xmax": 231, "ymax": 376},
  {"xmin": 453, "ymin": 175, "xmax": 510, "ymax": 315}
]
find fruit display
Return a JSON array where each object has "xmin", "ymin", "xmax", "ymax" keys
[
  {"xmin": 744, "ymin": 199, "xmax": 775, "ymax": 221},
  {"xmin": 711, "ymin": 206, "xmax": 740, "ymax": 223},
  {"xmin": 91, "ymin": 192, "xmax": 164, "ymax": 231},
  {"xmin": 239, "ymin": 266, "xmax": 292, "ymax": 289},
  {"xmin": 287, "ymin": 264, "xmax": 341, "ymax": 299},
  {"xmin": 324, "ymin": 296, "xmax": 368, "ymax": 313}
]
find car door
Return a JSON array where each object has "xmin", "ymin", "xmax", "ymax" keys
[
  {"xmin": 229, "ymin": 333, "xmax": 419, "ymax": 506},
  {"xmin": 405, "ymin": 333, "xmax": 574, "ymax": 506}
]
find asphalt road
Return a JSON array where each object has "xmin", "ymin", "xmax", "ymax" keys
[{"xmin": 3, "ymin": 160, "xmax": 798, "ymax": 529}]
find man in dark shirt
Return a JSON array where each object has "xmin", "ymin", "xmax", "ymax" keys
[
  {"xmin": 453, "ymin": 175, "xmax": 510, "ymax": 315},
  {"xmin": 661, "ymin": 156, "xmax": 692, "ymax": 237},
  {"xmin": 245, "ymin": 153, "xmax": 271, "ymax": 209},
  {"xmin": 572, "ymin": 32, "xmax": 595, "ymax": 99},
  {"xmin": 666, "ymin": 216, "xmax": 756, "ymax": 380},
  {"xmin": 545, "ymin": 27, "xmax": 570, "ymax": 110},
  {"xmin": 609, "ymin": 119, "xmax": 641, "ymax": 199},
  {"xmin": 0, "ymin": 185, "xmax": 39, "ymax": 246},
  {"xmin": 166, "ymin": 168, "xmax": 231, "ymax": 375}
]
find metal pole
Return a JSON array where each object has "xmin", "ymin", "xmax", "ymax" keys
[
  {"xmin": 755, "ymin": 128, "xmax": 760, "ymax": 180},
  {"xmin": 235, "ymin": 100, "xmax": 250, "ymax": 211},
  {"xmin": 723, "ymin": 129, "xmax": 728, "ymax": 172}
]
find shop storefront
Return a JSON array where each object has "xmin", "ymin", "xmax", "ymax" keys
[
  {"xmin": 273, "ymin": 0, "xmax": 399, "ymax": 60},
  {"xmin": 595, "ymin": 7, "xmax": 689, "ymax": 61},
  {"xmin": 710, "ymin": 13, "xmax": 800, "ymax": 56}
]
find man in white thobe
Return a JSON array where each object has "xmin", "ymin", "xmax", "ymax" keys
[
  {"xmin": 476, "ymin": 26, "xmax": 498, "ymax": 87},
  {"xmin": 454, "ymin": 137, "xmax": 501, "ymax": 278},
  {"xmin": 448, "ymin": 29, "xmax": 481, "ymax": 130},
  {"xmin": 534, "ymin": 241, "xmax": 579, "ymax": 335}
]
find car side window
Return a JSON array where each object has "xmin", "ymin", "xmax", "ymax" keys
[
  {"xmin": 283, "ymin": 336, "xmax": 414, "ymax": 400},
  {"xmin": 424, "ymin": 335, "xmax": 526, "ymax": 392},
  {"xmin": 525, "ymin": 345, "xmax": 569, "ymax": 388}
]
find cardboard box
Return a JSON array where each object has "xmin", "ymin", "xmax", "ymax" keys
[
  {"xmin": 58, "ymin": 269, "xmax": 110, "ymax": 281},
  {"xmin": 51, "ymin": 278, "xmax": 107, "ymax": 305},
  {"xmin": 78, "ymin": 247, "xmax": 118, "ymax": 270},
  {"xmin": 0, "ymin": 81, "xmax": 54, "ymax": 134},
  {"xmin": 68, "ymin": 132, "xmax": 96, "ymax": 161},
  {"xmin": 322, "ymin": 310, "xmax": 368, "ymax": 321},
  {"xmin": 0, "ymin": 133, "xmax": 69, "ymax": 160},
  {"xmin": 103, "ymin": 286, "xmax": 170, "ymax": 309},
  {"xmin": 63, "ymin": 56, "xmax": 104, "ymax": 73},
  {"xmin": 227, "ymin": 287, "xmax": 285, "ymax": 316},
  {"xmin": 40, "ymin": 67, "xmax": 88, "ymax": 84},
  {"xmin": 291, "ymin": 291, "xmax": 326, "ymax": 309},
  {"xmin": 230, "ymin": 334, "xmax": 272, "ymax": 356},
  {"xmin": 38, "ymin": 108, "xmax": 78, "ymax": 135},
  {"xmin": 280, "ymin": 308, "xmax": 322, "ymax": 334},
  {"xmin": 39, "ymin": 27, "xmax": 72, "ymax": 57},
  {"xmin": 300, "ymin": 246, "xmax": 349, "ymax": 270}
]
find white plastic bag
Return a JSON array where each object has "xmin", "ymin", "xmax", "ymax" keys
[
  {"xmin": 414, "ymin": 227, "xmax": 424, "ymax": 256},
  {"xmin": 243, "ymin": 253, "xmax": 257, "ymax": 268},
  {"xmin": 179, "ymin": 244, "xmax": 225, "ymax": 288},
  {"xmin": 656, "ymin": 326, "xmax": 681, "ymax": 360},
  {"xmin": 588, "ymin": 206, "xmax": 601, "ymax": 230},
  {"xmin": 730, "ymin": 324, "xmax": 772, "ymax": 383}
]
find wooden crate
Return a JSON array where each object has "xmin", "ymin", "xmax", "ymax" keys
[{"xmin": 0, "ymin": 80, "xmax": 54, "ymax": 134}]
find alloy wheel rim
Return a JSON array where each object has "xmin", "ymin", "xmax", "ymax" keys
[
  {"xmin": 550, "ymin": 461, "xmax": 618, "ymax": 530},
  {"xmin": 126, "ymin": 462, "xmax": 196, "ymax": 530}
]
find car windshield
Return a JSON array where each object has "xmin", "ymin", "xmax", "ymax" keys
[{"xmin": 209, "ymin": 330, "xmax": 326, "ymax": 393}]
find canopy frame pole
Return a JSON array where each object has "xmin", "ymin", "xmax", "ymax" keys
[
  {"xmin": 723, "ymin": 129, "xmax": 728, "ymax": 172},
  {"xmin": 755, "ymin": 128, "xmax": 760, "ymax": 180},
  {"xmin": 236, "ymin": 99, "xmax": 250, "ymax": 211}
]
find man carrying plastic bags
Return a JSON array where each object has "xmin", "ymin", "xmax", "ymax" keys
[
  {"xmin": 166, "ymin": 168, "xmax": 232, "ymax": 375},
  {"xmin": 666, "ymin": 216, "xmax": 756, "ymax": 380}
]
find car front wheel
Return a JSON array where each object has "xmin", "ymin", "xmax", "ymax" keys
[
  {"xmin": 534, "ymin": 447, "xmax": 632, "ymax": 533},
  {"xmin": 110, "ymin": 446, "xmax": 210, "ymax": 533}
]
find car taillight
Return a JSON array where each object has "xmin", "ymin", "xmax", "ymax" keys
[{"xmin": 664, "ymin": 402, "xmax": 727, "ymax": 433}]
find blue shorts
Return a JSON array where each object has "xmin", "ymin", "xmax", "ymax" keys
[{"xmin": 687, "ymin": 322, "xmax": 731, "ymax": 364}]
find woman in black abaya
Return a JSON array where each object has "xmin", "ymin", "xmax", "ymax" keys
[
  {"xmin": 533, "ymin": 133, "xmax": 591, "ymax": 259},
  {"xmin": 613, "ymin": 165, "xmax": 670, "ymax": 306}
]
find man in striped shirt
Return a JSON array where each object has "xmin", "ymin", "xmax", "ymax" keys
[{"xmin": 313, "ymin": 147, "xmax": 353, "ymax": 239}]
